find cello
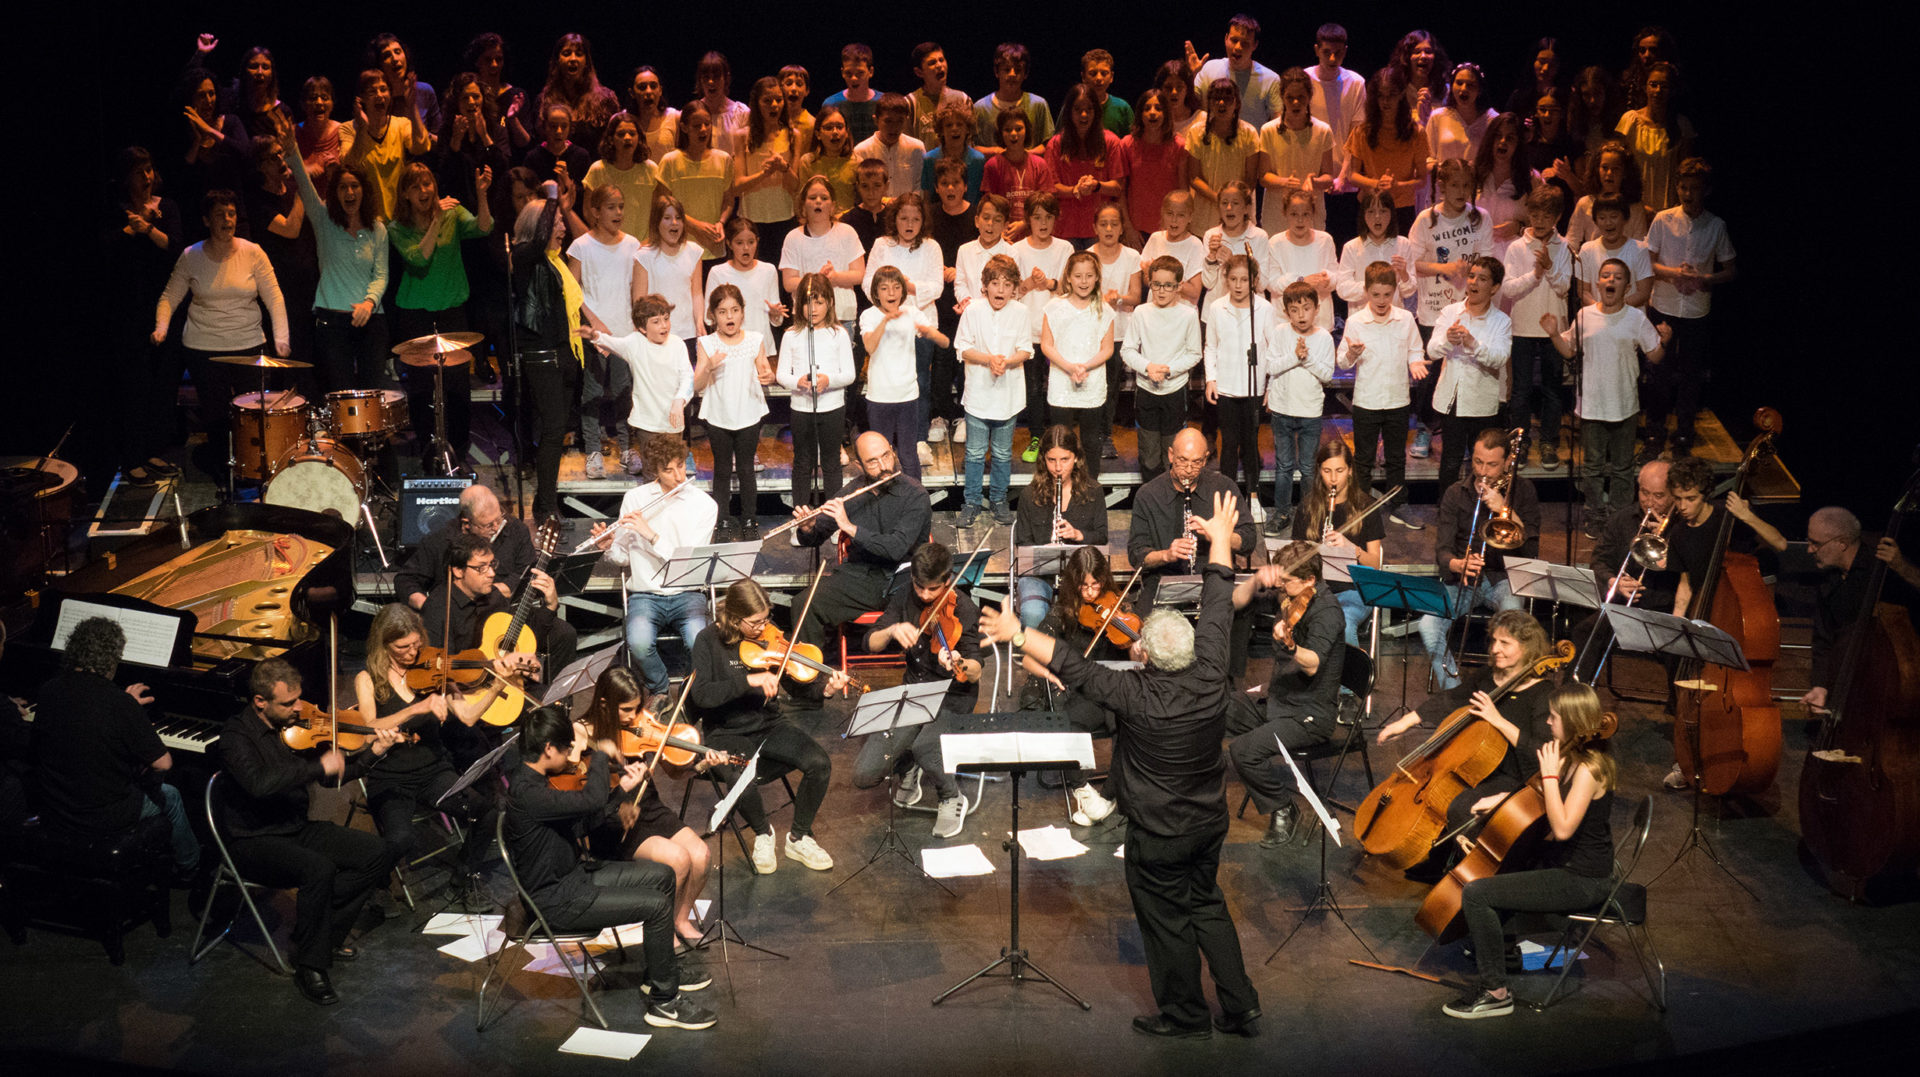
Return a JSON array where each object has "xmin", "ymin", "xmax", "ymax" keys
[
  {"xmin": 1355, "ymin": 641, "xmax": 1575, "ymax": 870},
  {"xmin": 1673, "ymin": 408, "xmax": 1784, "ymax": 797},
  {"xmin": 1799, "ymin": 465, "xmax": 1920, "ymax": 900}
]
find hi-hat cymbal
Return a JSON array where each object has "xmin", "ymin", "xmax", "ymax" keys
[
  {"xmin": 393, "ymin": 331, "xmax": 484, "ymax": 366},
  {"xmin": 211, "ymin": 352, "xmax": 313, "ymax": 370}
]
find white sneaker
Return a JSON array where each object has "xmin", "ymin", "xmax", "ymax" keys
[
  {"xmin": 932, "ymin": 795, "xmax": 967, "ymax": 839},
  {"xmin": 1070, "ymin": 784, "xmax": 1116, "ymax": 827},
  {"xmin": 917, "ymin": 441, "xmax": 933, "ymax": 467},
  {"xmin": 784, "ymin": 833, "xmax": 834, "ymax": 871},
  {"xmin": 584, "ymin": 451, "xmax": 606, "ymax": 479},
  {"xmin": 790, "ymin": 528, "xmax": 804, "ymax": 547},
  {"xmin": 950, "ymin": 421, "xmax": 967, "ymax": 444},
  {"xmin": 840, "ymin": 446, "xmax": 851, "ymax": 466},
  {"xmin": 928, "ymin": 418, "xmax": 948, "ymax": 444},
  {"xmin": 894, "ymin": 764, "xmax": 924, "ymax": 808},
  {"xmin": 750, "ymin": 833, "xmax": 777, "ymax": 874}
]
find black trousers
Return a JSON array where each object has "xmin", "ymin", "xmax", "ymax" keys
[
  {"xmin": 546, "ymin": 859, "xmax": 679, "ymax": 1000},
  {"xmin": 703, "ymin": 721, "xmax": 833, "ymax": 839},
  {"xmin": 1123, "ymin": 819, "xmax": 1260, "ymax": 1028},
  {"xmin": 708, "ymin": 422, "xmax": 759, "ymax": 521},
  {"xmin": 1644, "ymin": 312, "xmax": 1711, "ymax": 440},
  {"xmin": 1050, "ymin": 404, "xmax": 1104, "ymax": 466},
  {"xmin": 1437, "ymin": 410, "xmax": 1500, "ymax": 491},
  {"xmin": 1351, "ymin": 403, "xmax": 1409, "ymax": 510},
  {"xmin": 227, "ymin": 821, "xmax": 396, "ymax": 971},
  {"xmin": 366, "ymin": 762, "xmax": 497, "ymax": 876},
  {"xmin": 1135, "ymin": 388, "xmax": 1186, "ymax": 483},
  {"xmin": 790, "ymin": 407, "xmax": 846, "ymax": 507},
  {"xmin": 1225, "ymin": 699, "xmax": 1333, "ymax": 814},
  {"xmin": 519, "ymin": 350, "xmax": 579, "ymax": 516},
  {"xmin": 311, "ymin": 309, "xmax": 391, "ymax": 394},
  {"xmin": 393, "ymin": 305, "xmax": 471, "ymax": 462},
  {"xmin": 1022, "ymin": 354, "xmax": 1048, "ymax": 439},
  {"xmin": 1216, "ymin": 396, "xmax": 1263, "ymax": 496}
]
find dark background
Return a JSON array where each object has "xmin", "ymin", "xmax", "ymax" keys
[{"xmin": 19, "ymin": 2, "xmax": 1906, "ymax": 529}]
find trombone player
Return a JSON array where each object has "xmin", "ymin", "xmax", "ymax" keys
[
  {"xmin": 1571, "ymin": 460, "xmax": 1679, "ymax": 683},
  {"xmin": 1418, "ymin": 429, "xmax": 1542, "ymax": 689}
]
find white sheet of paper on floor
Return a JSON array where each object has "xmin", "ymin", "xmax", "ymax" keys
[
  {"xmin": 422, "ymin": 912, "xmax": 501, "ymax": 936},
  {"xmin": 1518, "ymin": 939, "xmax": 1587, "ymax": 970},
  {"xmin": 558, "ymin": 1027, "xmax": 652, "ymax": 1060},
  {"xmin": 437, "ymin": 929, "xmax": 506, "ymax": 962},
  {"xmin": 586, "ymin": 923, "xmax": 644, "ymax": 948},
  {"xmin": 1017, "ymin": 825, "xmax": 1089, "ymax": 860},
  {"xmin": 1114, "ymin": 846, "xmax": 1125, "ymax": 858},
  {"xmin": 922, "ymin": 843, "xmax": 997, "ymax": 877}
]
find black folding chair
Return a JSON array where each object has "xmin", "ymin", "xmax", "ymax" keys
[
  {"xmin": 188, "ymin": 772, "xmax": 292, "ymax": 975},
  {"xmin": 476, "ymin": 812, "xmax": 625, "ymax": 1032},
  {"xmin": 1532, "ymin": 794, "xmax": 1667, "ymax": 1011}
]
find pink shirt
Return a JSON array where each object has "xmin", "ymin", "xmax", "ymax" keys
[{"xmin": 1043, "ymin": 130, "xmax": 1126, "ymax": 239}]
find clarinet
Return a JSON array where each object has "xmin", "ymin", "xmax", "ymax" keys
[
  {"xmin": 1181, "ymin": 487, "xmax": 1198, "ymax": 573},
  {"xmin": 1052, "ymin": 481, "xmax": 1065, "ymax": 543}
]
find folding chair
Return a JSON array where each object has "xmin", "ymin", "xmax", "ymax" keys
[
  {"xmin": 344, "ymin": 778, "xmax": 466, "ymax": 910},
  {"xmin": 477, "ymin": 812, "xmax": 625, "ymax": 1032},
  {"xmin": 1533, "ymin": 794, "xmax": 1667, "ymax": 1011},
  {"xmin": 189, "ymin": 772, "xmax": 293, "ymax": 975}
]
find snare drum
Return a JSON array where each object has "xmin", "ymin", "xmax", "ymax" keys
[
  {"xmin": 262, "ymin": 439, "xmax": 366, "ymax": 520},
  {"xmin": 231, "ymin": 391, "xmax": 308, "ymax": 481},
  {"xmin": 326, "ymin": 388, "xmax": 406, "ymax": 439},
  {"xmin": 379, "ymin": 388, "xmax": 410, "ymax": 433}
]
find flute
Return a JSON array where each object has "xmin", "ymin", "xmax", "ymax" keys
[
  {"xmin": 571, "ymin": 481, "xmax": 688, "ymax": 554},
  {"xmin": 761, "ymin": 472, "xmax": 896, "ymax": 541}
]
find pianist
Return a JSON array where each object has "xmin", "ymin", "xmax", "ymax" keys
[
  {"xmin": 31, "ymin": 617, "xmax": 201, "ymax": 881},
  {"xmin": 394, "ymin": 484, "xmax": 535, "ymax": 610}
]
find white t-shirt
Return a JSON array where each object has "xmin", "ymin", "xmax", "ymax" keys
[
  {"xmin": 1266, "ymin": 323, "xmax": 1335, "ymax": 418},
  {"xmin": 858, "ymin": 304, "xmax": 934, "ymax": 404},
  {"xmin": 694, "ymin": 330, "xmax": 769, "ymax": 431},
  {"xmin": 1041, "ymin": 296, "xmax": 1116, "ymax": 409},
  {"xmin": 1407, "ymin": 205, "xmax": 1494, "ymax": 326},
  {"xmin": 634, "ymin": 242, "xmax": 704, "ymax": 339},
  {"xmin": 1094, "ymin": 244, "xmax": 1141, "ymax": 342},
  {"xmin": 1257, "ymin": 118, "xmax": 1334, "ymax": 232},
  {"xmin": 1120, "ymin": 302, "xmax": 1203, "ymax": 397},
  {"xmin": 1566, "ymin": 196, "xmax": 1650, "ymax": 250},
  {"xmin": 592, "ymin": 331, "xmax": 694, "ymax": 433},
  {"xmin": 1563, "ymin": 304, "xmax": 1661, "ymax": 423},
  {"xmin": 1645, "ymin": 207, "xmax": 1735, "ymax": 319},
  {"xmin": 1427, "ymin": 106, "xmax": 1497, "ymax": 166},
  {"xmin": 1500, "ymin": 233, "xmax": 1573, "ymax": 338},
  {"xmin": 954, "ymin": 237, "xmax": 1014, "ymax": 307},
  {"xmin": 705, "ymin": 260, "xmax": 786, "ymax": 350},
  {"xmin": 1264, "ymin": 229, "xmax": 1339, "ymax": 330},
  {"xmin": 1307, "ymin": 67, "xmax": 1367, "ymax": 169},
  {"xmin": 603, "ymin": 479, "xmax": 718, "ymax": 594},
  {"xmin": 953, "ymin": 300, "xmax": 1030, "ymax": 422},
  {"xmin": 1426, "ymin": 301, "xmax": 1513, "ymax": 418},
  {"xmin": 1140, "ymin": 231, "xmax": 1208, "ymax": 307},
  {"xmin": 1202, "ymin": 294, "xmax": 1274, "ymax": 398},
  {"xmin": 568, "ymin": 232, "xmax": 641, "ymax": 335},
  {"xmin": 775, "ymin": 323, "xmax": 856, "ymax": 413},
  {"xmin": 851, "ymin": 134, "xmax": 928, "ymax": 199},
  {"xmin": 780, "ymin": 222, "xmax": 867, "ymax": 321},
  {"xmin": 862, "ymin": 236, "xmax": 945, "ymax": 316},
  {"xmin": 1578, "ymin": 236, "xmax": 1654, "ymax": 301},
  {"xmin": 1014, "ymin": 237, "xmax": 1073, "ymax": 339},
  {"xmin": 1336, "ymin": 304, "xmax": 1423, "ymax": 411}
]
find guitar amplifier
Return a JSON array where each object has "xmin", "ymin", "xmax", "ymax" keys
[{"xmin": 400, "ymin": 477, "xmax": 473, "ymax": 545}]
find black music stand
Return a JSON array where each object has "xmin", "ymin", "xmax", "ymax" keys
[
  {"xmin": 1267, "ymin": 734, "xmax": 1378, "ymax": 964},
  {"xmin": 547, "ymin": 551, "xmax": 603, "ymax": 597},
  {"xmin": 1349, "ymin": 566, "xmax": 1454, "ymax": 721},
  {"xmin": 662, "ymin": 540, "xmax": 762, "ymax": 620},
  {"xmin": 829, "ymin": 680, "xmax": 956, "ymax": 897},
  {"xmin": 427, "ymin": 732, "xmax": 520, "ymax": 915},
  {"xmin": 1150, "ymin": 574, "xmax": 1205, "ymax": 611},
  {"xmin": 697, "ymin": 749, "xmax": 788, "ymax": 993},
  {"xmin": 543, "ymin": 645, "xmax": 623, "ymax": 704},
  {"xmin": 1013, "ymin": 544, "xmax": 1077, "ymax": 581},
  {"xmin": 931, "ymin": 718, "xmax": 1094, "ymax": 1010},
  {"xmin": 1601, "ymin": 606, "xmax": 1756, "ymax": 898}
]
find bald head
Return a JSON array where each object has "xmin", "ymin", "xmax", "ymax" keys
[
  {"xmin": 1168, "ymin": 429, "xmax": 1209, "ymax": 488},
  {"xmin": 459, "ymin": 484, "xmax": 504, "ymax": 537},
  {"xmin": 853, "ymin": 431, "xmax": 897, "ymax": 480},
  {"xmin": 1635, "ymin": 459, "xmax": 1672, "ymax": 516}
]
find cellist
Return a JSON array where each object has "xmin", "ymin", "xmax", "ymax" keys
[
  {"xmin": 1225, "ymin": 544, "xmax": 1346, "ymax": 847},
  {"xmin": 857, "ymin": 541, "xmax": 989, "ymax": 840},
  {"xmin": 1376, "ymin": 610, "xmax": 1555, "ymax": 878},
  {"xmin": 1445, "ymin": 683, "xmax": 1616, "ymax": 1021}
]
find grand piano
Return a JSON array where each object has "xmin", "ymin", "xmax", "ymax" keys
[{"xmin": 1, "ymin": 503, "xmax": 355, "ymax": 758}]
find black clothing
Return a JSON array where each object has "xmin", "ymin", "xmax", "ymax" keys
[
  {"xmin": 1590, "ymin": 501, "xmax": 1680, "ymax": 612},
  {"xmin": 1434, "ymin": 475, "xmax": 1542, "ymax": 585},
  {"xmin": 1774, "ymin": 544, "xmax": 1876, "ymax": 691},
  {"xmin": 31, "ymin": 672, "xmax": 168, "ymax": 838},
  {"xmin": 689, "ymin": 626, "xmax": 781, "ymax": 739},
  {"xmin": 843, "ymin": 205, "xmax": 885, "ymax": 250},
  {"xmin": 870, "ymin": 586, "xmax": 988, "ymax": 714},
  {"xmin": 794, "ymin": 472, "xmax": 933, "ymax": 671},
  {"xmin": 1260, "ymin": 587, "xmax": 1346, "ymax": 720},
  {"xmin": 1414, "ymin": 670, "xmax": 1555, "ymax": 787},
  {"xmin": 1126, "ymin": 470, "xmax": 1255, "ymax": 609},
  {"xmin": 1123, "ymin": 819, "xmax": 1259, "ymax": 1028},
  {"xmin": 1013, "ymin": 480, "xmax": 1110, "ymax": 548},
  {"xmin": 217, "ymin": 707, "xmax": 379, "ymax": 839},
  {"xmin": 1291, "ymin": 499, "xmax": 1387, "ymax": 594},
  {"xmin": 519, "ymin": 142, "xmax": 594, "ymax": 190},
  {"xmin": 1666, "ymin": 502, "xmax": 1757, "ymax": 614},
  {"xmin": 688, "ymin": 626, "xmax": 831, "ymax": 838},
  {"xmin": 395, "ymin": 515, "xmax": 537, "ymax": 607},
  {"xmin": 512, "ymin": 239, "xmax": 575, "ymax": 354},
  {"xmin": 1550, "ymin": 787, "xmax": 1615, "ymax": 878},
  {"xmin": 419, "ymin": 580, "xmax": 575, "ymax": 682}
]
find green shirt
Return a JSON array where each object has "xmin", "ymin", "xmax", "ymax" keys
[{"xmin": 387, "ymin": 206, "xmax": 490, "ymax": 311}]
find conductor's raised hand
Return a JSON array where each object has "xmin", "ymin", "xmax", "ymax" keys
[
  {"xmin": 1201, "ymin": 490, "xmax": 1239, "ymax": 553},
  {"xmin": 977, "ymin": 603, "xmax": 1022, "ymax": 645}
]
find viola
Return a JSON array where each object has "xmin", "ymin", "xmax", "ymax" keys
[
  {"xmin": 1077, "ymin": 589, "xmax": 1143, "ymax": 648},
  {"xmin": 280, "ymin": 701, "xmax": 379, "ymax": 752},
  {"xmin": 739, "ymin": 623, "xmax": 870, "ymax": 693},
  {"xmin": 616, "ymin": 712, "xmax": 749, "ymax": 770},
  {"xmin": 1276, "ymin": 581, "xmax": 1317, "ymax": 650}
]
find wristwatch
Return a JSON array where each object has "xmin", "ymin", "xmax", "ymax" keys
[{"xmin": 1012, "ymin": 630, "xmax": 1027, "ymax": 649}]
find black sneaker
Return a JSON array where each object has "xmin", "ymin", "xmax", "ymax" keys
[
  {"xmin": 741, "ymin": 518, "xmax": 760, "ymax": 541},
  {"xmin": 645, "ymin": 994, "xmax": 718, "ymax": 1030},
  {"xmin": 1100, "ymin": 436, "xmax": 1119, "ymax": 460},
  {"xmin": 1442, "ymin": 989, "xmax": 1514, "ymax": 1020},
  {"xmin": 1263, "ymin": 512, "xmax": 1289, "ymax": 536},
  {"xmin": 678, "ymin": 970, "xmax": 713, "ymax": 992}
]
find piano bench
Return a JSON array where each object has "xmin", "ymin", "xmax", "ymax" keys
[{"xmin": 1, "ymin": 814, "xmax": 175, "ymax": 965}]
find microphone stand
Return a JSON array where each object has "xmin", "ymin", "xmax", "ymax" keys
[{"xmin": 1564, "ymin": 239, "xmax": 1583, "ymax": 561}]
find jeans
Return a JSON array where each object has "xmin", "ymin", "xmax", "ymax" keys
[
  {"xmin": 1580, "ymin": 415, "xmax": 1638, "ymax": 516},
  {"xmin": 914, "ymin": 335, "xmax": 937, "ymax": 437},
  {"xmin": 1418, "ymin": 576, "xmax": 1523, "ymax": 689},
  {"xmin": 1351, "ymin": 404, "xmax": 1409, "ymax": 511},
  {"xmin": 1507, "ymin": 336, "xmax": 1564, "ymax": 449},
  {"xmin": 138, "ymin": 781, "xmax": 199, "ymax": 872},
  {"xmin": 851, "ymin": 711, "xmax": 960, "ymax": 800},
  {"xmin": 1462, "ymin": 867, "xmax": 1615, "ymax": 991},
  {"xmin": 626, "ymin": 591, "xmax": 710, "ymax": 694},
  {"xmin": 1016, "ymin": 574, "xmax": 1055, "ymax": 629},
  {"xmin": 1269, "ymin": 413, "xmax": 1322, "ymax": 520},
  {"xmin": 867, "ymin": 400, "xmax": 920, "ymax": 480},
  {"xmin": 964, "ymin": 414, "xmax": 1015, "ymax": 507},
  {"xmin": 1331, "ymin": 586, "xmax": 1367, "ymax": 647}
]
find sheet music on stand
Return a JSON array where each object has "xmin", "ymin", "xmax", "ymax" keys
[
  {"xmin": 1280, "ymin": 734, "xmax": 1341, "ymax": 846},
  {"xmin": 1013, "ymin": 544, "xmax": 1079, "ymax": 579},
  {"xmin": 1318, "ymin": 543, "xmax": 1359, "ymax": 584},
  {"xmin": 1505, "ymin": 557, "xmax": 1601, "ymax": 609},
  {"xmin": 707, "ymin": 747, "xmax": 762, "ymax": 835},
  {"xmin": 661, "ymin": 540, "xmax": 762, "ymax": 592},
  {"xmin": 51, "ymin": 596, "xmax": 190, "ymax": 668},
  {"xmin": 437, "ymin": 732, "xmax": 521, "ymax": 807},
  {"xmin": 1151, "ymin": 575, "xmax": 1204, "ymax": 609},
  {"xmin": 1603, "ymin": 606, "xmax": 1749, "ymax": 670},
  {"xmin": 843, "ymin": 679, "xmax": 951, "ymax": 738}
]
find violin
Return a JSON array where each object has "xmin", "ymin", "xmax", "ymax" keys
[
  {"xmin": 1276, "ymin": 581, "xmax": 1317, "ymax": 650},
  {"xmin": 739, "ymin": 622, "xmax": 870, "ymax": 693},
  {"xmin": 919, "ymin": 590, "xmax": 977, "ymax": 683},
  {"xmin": 281, "ymin": 701, "xmax": 379, "ymax": 753},
  {"xmin": 403, "ymin": 644, "xmax": 537, "ymax": 726},
  {"xmin": 616, "ymin": 712, "xmax": 749, "ymax": 770},
  {"xmin": 1077, "ymin": 589, "xmax": 1143, "ymax": 648}
]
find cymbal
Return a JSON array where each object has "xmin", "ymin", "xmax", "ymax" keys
[
  {"xmin": 211, "ymin": 352, "xmax": 313, "ymax": 370},
  {"xmin": 393, "ymin": 331, "xmax": 484, "ymax": 362},
  {"xmin": 0, "ymin": 467, "xmax": 61, "ymax": 499}
]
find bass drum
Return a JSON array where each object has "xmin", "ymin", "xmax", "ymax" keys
[{"xmin": 263, "ymin": 439, "xmax": 365, "ymax": 521}]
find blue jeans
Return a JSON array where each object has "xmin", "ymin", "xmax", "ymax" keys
[
  {"xmin": 139, "ymin": 781, "xmax": 199, "ymax": 871},
  {"xmin": 964, "ymin": 413, "xmax": 1015, "ymax": 507},
  {"xmin": 1331, "ymin": 586, "xmax": 1367, "ymax": 648},
  {"xmin": 1270, "ymin": 413, "xmax": 1322, "ymax": 519},
  {"xmin": 914, "ymin": 336, "xmax": 937, "ymax": 437},
  {"xmin": 625, "ymin": 591, "xmax": 711, "ymax": 694},
  {"xmin": 1417, "ymin": 576, "xmax": 1522, "ymax": 689},
  {"xmin": 1017, "ymin": 574, "xmax": 1055, "ymax": 628}
]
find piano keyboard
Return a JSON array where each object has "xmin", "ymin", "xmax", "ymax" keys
[{"xmin": 152, "ymin": 713, "xmax": 223, "ymax": 754}]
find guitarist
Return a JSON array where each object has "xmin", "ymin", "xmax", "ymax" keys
[{"xmin": 421, "ymin": 533, "xmax": 577, "ymax": 695}]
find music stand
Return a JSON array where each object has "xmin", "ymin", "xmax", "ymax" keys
[
  {"xmin": 1150, "ymin": 575, "xmax": 1204, "ymax": 610},
  {"xmin": 931, "ymin": 717, "xmax": 1095, "ymax": 1011},
  {"xmin": 543, "ymin": 645, "xmax": 623, "ymax": 704},
  {"xmin": 1505, "ymin": 557, "xmax": 1601, "ymax": 610},
  {"xmin": 697, "ymin": 749, "xmax": 787, "ymax": 990},
  {"xmin": 1602, "ymin": 606, "xmax": 1756, "ymax": 898},
  {"xmin": 1014, "ymin": 544, "xmax": 1077, "ymax": 580},
  {"xmin": 1268, "ymin": 734, "xmax": 1377, "ymax": 965},
  {"xmin": 427, "ymin": 732, "xmax": 519, "ymax": 915},
  {"xmin": 829, "ymin": 680, "xmax": 957, "ymax": 897},
  {"xmin": 547, "ymin": 551, "xmax": 603, "ymax": 597},
  {"xmin": 662, "ymin": 541, "xmax": 762, "ymax": 620},
  {"xmin": 1349, "ymin": 566, "xmax": 1454, "ymax": 721}
]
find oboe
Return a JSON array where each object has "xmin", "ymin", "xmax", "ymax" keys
[{"xmin": 1180, "ymin": 487, "xmax": 1199, "ymax": 573}]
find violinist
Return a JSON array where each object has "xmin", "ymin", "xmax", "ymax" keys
[
  {"xmin": 689, "ymin": 579, "xmax": 845, "ymax": 874},
  {"xmin": 354, "ymin": 604, "xmax": 527, "ymax": 907},
  {"xmin": 1446, "ymin": 683, "xmax": 1615, "ymax": 1021},
  {"xmin": 420, "ymin": 532, "xmax": 575, "ymax": 707},
  {"xmin": 1127, "ymin": 427, "xmax": 1255, "ymax": 612},
  {"xmin": 1013, "ymin": 424, "xmax": 1111, "ymax": 629},
  {"xmin": 591, "ymin": 435, "xmax": 719, "ymax": 710},
  {"xmin": 1225, "ymin": 545, "xmax": 1346, "ymax": 847},
  {"xmin": 857, "ymin": 542, "xmax": 989, "ymax": 840},
  {"xmin": 1377, "ymin": 610, "xmax": 1554, "ymax": 876},
  {"xmin": 1290, "ymin": 437, "xmax": 1385, "ymax": 645},
  {"xmin": 507, "ymin": 705, "xmax": 717, "ymax": 1031},
  {"xmin": 1018, "ymin": 545, "xmax": 1126, "ymax": 827},
  {"xmin": 1418, "ymin": 428, "xmax": 1540, "ymax": 689},
  {"xmin": 788, "ymin": 431, "xmax": 932, "ymax": 716},
  {"xmin": 582, "ymin": 667, "xmax": 728, "ymax": 948},
  {"xmin": 217, "ymin": 659, "xmax": 404, "ymax": 1006}
]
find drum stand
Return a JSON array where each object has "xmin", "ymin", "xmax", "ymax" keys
[{"xmin": 423, "ymin": 356, "xmax": 459, "ymax": 478}]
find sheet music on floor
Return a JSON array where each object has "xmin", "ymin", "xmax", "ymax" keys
[
  {"xmin": 921, "ymin": 844, "xmax": 997, "ymax": 877},
  {"xmin": 558, "ymin": 1028, "xmax": 652, "ymax": 1060},
  {"xmin": 1017, "ymin": 825, "xmax": 1090, "ymax": 860},
  {"xmin": 941, "ymin": 731, "xmax": 1093, "ymax": 771}
]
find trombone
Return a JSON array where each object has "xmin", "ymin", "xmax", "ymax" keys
[
  {"xmin": 1443, "ymin": 430, "xmax": 1526, "ymax": 677},
  {"xmin": 1574, "ymin": 507, "xmax": 1672, "ymax": 682}
]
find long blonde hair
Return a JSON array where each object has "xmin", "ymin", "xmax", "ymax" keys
[
  {"xmin": 365, "ymin": 603, "xmax": 426, "ymax": 702},
  {"xmin": 1549, "ymin": 682, "xmax": 1616, "ymax": 793}
]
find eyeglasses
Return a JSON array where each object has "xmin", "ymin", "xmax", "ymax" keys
[
  {"xmin": 465, "ymin": 560, "xmax": 497, "ymax": 575},
  {"xmin": 1149, "ymin": 281, "xmax": 1180, "ymax": 291},
  {"xmin": 1804, "ymin": 536, "xmax": 1842, "ymax": 553}
]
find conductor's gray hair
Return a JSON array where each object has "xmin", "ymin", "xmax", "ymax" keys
[
  {"xmin": 1139, "ymin": 610, "xmax": 1196, "ymax": 673},
  {"xmin": 1810, "ymin": 506, "xmax": 1861, "ymax": 546}
]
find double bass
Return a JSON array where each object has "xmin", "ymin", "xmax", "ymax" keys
[
  {"xmin": 1673, "ymin": 408, "xmax": 1784, "ymax": 797},
  {"xmin": 1799, "ymin": 465, "xmax": 1920, "ymax": 900}
]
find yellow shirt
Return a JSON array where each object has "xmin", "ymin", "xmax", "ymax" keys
[
  {"xmin": 658, "ymin": 149, "xmax": 733, "ymax": 258},
  {"xmin": 548, "ymin": 250, "xmax": 584, "ymax": 363},
  {"xmin": 338, "ymin": 116, "xmax": 416, "ymax": 221},
  {"xmin": 583, "ymin": 158, "xmax": 668, "ymax": 239}
]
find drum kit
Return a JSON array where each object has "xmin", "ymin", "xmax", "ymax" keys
[{"xmin": 214, "ymin": 331, "xmax": 483, "ymax": 559}]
